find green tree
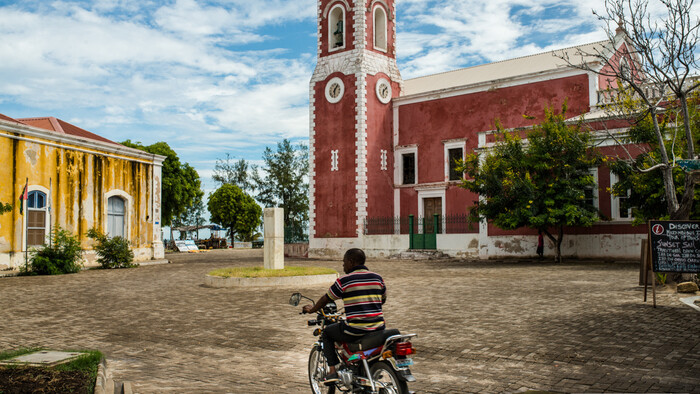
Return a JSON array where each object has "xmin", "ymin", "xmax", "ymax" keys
[
  {"xmin": 87, "ymin": 228, "xmax": 136, "ymax": 269},
  {"xmin": 208, "ymin": 184, "xmax": 262, "ymax": 244},
  {"xmin": 251, "ymin": 139, "xmax": 309, "ymax": 242},
  {"xmin": 175, "ymin": 191, "xmax": 206, "ymax": 239},
  {"xmin": 121, "ymin": 140, "xmax": 202, "ymax": 227},
  {"xmin": 609, "ymin": 94, "xmax": 700, "ymax": 222},
  {"xmin": 561, "ymin": 0, "xmax": 700, "ymax": 219},
  {"xmin": 0, "ymin": 202, "xmax": 11, "ymax": 215},
  {"xmin": 459, "ymin": 107, "xmax": 600, "ymax": 262},
  {"xmin": 25, "ymin": 227, "xmax": 83, "ymax": 275},
  {"xmin": 213, "ymin": 153, "xmax": 252, "ymax": 191}
]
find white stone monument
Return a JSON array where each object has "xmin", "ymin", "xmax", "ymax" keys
[{"xmin": 264, "ymin": 207, "xmax": 284, "ymax": 269}]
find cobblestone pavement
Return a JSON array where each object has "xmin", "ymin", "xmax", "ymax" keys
[{"xmin": 1, "ymin": 249, "xmax": 699, "ymax": 393}]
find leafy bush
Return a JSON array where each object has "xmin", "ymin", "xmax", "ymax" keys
[
  {"xmin": 25, "ymin": 227, "xmax": 83, "ymax": 275},
  {"xmin": 87, "ymin": 228, "xmax": 135, "ymax": 269}
]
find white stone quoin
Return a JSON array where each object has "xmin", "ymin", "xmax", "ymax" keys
[{"xmin": 264, "ymin": 208, "xmax": 284, "ymax": 269}]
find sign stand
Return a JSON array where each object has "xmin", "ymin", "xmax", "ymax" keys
[
  {"xmin": 642, "ymin": 237, "xmax": 656, "ymax": 307},
  {"xmin": 646, "ymin": 220, "xmax": 700, "ymax": 308}
]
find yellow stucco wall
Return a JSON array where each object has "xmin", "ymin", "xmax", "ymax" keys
[{"xmin": 0, "ymin": 129, "xmax": 156, "ymax": 263}]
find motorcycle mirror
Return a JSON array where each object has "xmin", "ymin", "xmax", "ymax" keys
[{"xmin": 289, "ymin": 292, "xmax": 302, "ymax": 306}]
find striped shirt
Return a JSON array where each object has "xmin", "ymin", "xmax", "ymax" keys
[{"xmin": 327, "ymin": 265, "xmax": 386, "ymax": 336}]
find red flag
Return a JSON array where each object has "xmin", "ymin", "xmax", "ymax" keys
[{"xmin": 19, "ymin": 179, "xmax": 27, "ymax": 215}]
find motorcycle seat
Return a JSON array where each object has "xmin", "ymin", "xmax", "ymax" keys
[{"xmin": 345, "ymin": 329, "xmax": 401, "ymax": 352}]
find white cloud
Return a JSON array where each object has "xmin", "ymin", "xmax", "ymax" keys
[{"xmin": 397, "ymin": 0, "xmax": 607, "ymax": 78}]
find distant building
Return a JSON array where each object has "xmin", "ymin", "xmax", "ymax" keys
[
  {"xmin": 309, "ymin": 0, "xmax": 645, "ymax": 259},
  {"xmin": 0, "ymin": 113, "xmax": 165, "ymax": 268}
]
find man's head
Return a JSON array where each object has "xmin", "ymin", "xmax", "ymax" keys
[{"xmin": 342, "ymin": 248, "xmax": 366, "ymax": 274}]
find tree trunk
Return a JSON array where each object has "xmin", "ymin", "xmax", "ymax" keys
[
  {"xmin": 650, "ymin": 108, "xmax": 681, "ymax": 216},
  {"xmin": 230, "ymin": 227, "xmax": 235, "ymax": 248},
  {"xmin": 543, "ymin": 227, "xmax": 564, "ymax": 263},
  {"xmin": 671, "ymin": 174, "xmax": 696, "ymax": 220},
  {"xmin": 555, "ymin": 226, "xmax": 564, "ymax": 263}
]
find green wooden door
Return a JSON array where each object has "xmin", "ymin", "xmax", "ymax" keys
[{"xmin": 409, "ymin": 215, "xmax": 439, "ymax": 250}]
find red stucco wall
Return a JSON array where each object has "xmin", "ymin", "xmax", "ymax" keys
[
  {"xmin": 397, "ymin": 74, "xmax": 591, "ymax": 184},
  {"xmin": 365, "ymin": 73, "xmax": 399, "ymax": 218},
  {"xmin": 313, "ymin": 73, "xmax": 359, "ymax": 238}
]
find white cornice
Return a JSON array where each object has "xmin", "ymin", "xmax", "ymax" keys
[
  {"xmin": 0, "ymin": 120, "xmax": 165, "ymax": 165},
  {"xmin": 393, "ymin": 67, "xmax": 590, "ymax": 107}
]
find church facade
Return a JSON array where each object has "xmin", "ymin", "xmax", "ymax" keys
[{"xmin": 309, "ymin": 0, "xmax": 646, "ymax": 260}]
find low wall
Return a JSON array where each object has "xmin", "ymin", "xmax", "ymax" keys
[
  {"xmin": 284, "ymin": 243, "xmax": 309, "ymax": 258},
  {"xmin": 309, "ymin": 233, "xmax": 645, "ymax": 260}
]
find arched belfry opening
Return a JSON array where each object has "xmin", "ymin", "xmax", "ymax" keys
[
  {"xmin": 373, "ymin": 5, "xmax": 387, "ymax": 52},
  {"xmin": 329, "ymin": 4, "xmax": 345, "ymax": 51}
]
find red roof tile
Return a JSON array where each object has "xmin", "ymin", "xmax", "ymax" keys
[
  {"xmin": 0, "ymin": 113, "xmax": 26, "ymax": 124},
  {"xmin": 17, "ymin": 116, "xmax": 120, "ymax": 146}
]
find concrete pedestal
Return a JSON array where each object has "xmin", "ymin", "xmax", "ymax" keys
[{"xmin": 264, "ymin": 208, "xmax": 284, "ymax": 269}]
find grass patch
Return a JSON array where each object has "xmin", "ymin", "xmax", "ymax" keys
[{"xmin": 209, "ymin": 266, "xmax": 337, "ymax": 278}]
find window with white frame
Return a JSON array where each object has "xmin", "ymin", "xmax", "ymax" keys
[
  {"xmin": 373, "ymin": 5, "xmax": 387, "ymax": 52},
  {"xmin": 27, "ymin": 190, "xmax": 47, "ymax": 246},
  {"xmin": 444, "ymin": 141, "xmax": 465, "ymax": 181},
  {"xmin": 395, "ymin": 146, "xmax": 418, "ymax": 186},
  {"xmin": 583, "ymin": 168, "xmax": 599, "ymax": 209},
  {"xmin": 402, "ymin": 153, "xmax": 416, "ymax": 184},
  {"xmin": 329, "ymin": 4, "xmax": 345, "ymax": 51},
  {"xmin": 610, "ymin": 171, "xmax": 631, "ymax": 219},
  {"xmin": 107, "ymin": 196, "xmax": 126, "ymax": 238}
]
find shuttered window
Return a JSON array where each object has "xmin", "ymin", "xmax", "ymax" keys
[
  {"xmin": 27, "ymin": 191, "xmax": 47, "ymax": 246},
  {"xmin": 107, "ymin": 196, "xmax": 126, "ymax": 238}
]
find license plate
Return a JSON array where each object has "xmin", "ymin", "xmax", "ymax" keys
[{"xmin": 396, "ymin": 358, "xmax": 413, "ymax": 367}]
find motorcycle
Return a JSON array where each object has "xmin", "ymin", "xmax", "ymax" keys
[{"xmin": 289, "ymin": 292, "xmax": 417, "ymax": 394}]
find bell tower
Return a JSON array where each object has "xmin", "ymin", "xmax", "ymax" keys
[{"xmin": 309, "ymin": 0, "xmax": 402, "ymax": 255}]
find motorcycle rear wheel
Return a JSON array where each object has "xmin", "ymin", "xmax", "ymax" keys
[
  {"xmin": 370, "ymin": 361, "xmax": 408, "ymax": 394},
  {"xmin": 308, "ymin": 345, "xmax": 336, "ymax": 394}
]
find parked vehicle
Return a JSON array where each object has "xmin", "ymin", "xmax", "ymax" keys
[{"xmin": 289, "ymin": 292, "xmax": 417, "ymax": 394}]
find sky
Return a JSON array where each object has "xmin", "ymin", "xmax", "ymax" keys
[{"xmin": 0, "ymin": 0, "xmax": 627, "ymax": 196}]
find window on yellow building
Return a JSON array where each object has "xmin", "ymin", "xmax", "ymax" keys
[
  {"xmin": 27, "ymin": 191, "xmax": 47, "ymax": 246},
  {"xmin": 107, "ymin": 196, "xmax": 126, "ymax": 238}
]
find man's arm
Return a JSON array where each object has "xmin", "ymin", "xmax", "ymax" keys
[{"xmin": 302, "ymin": 294, "xmax": 331, "ymax": 314}]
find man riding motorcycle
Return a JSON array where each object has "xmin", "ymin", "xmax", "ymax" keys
[{"xmin": 302, "ymin": 248, "xmax": 387, "ymax": 383}]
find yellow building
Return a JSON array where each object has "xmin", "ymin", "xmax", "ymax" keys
[{"xmin": 0, "ymin": 113, "xmax": 165, "ymax": 269}]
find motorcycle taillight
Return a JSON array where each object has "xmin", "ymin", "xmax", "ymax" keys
[{"xmin": 395, "ymin": 342, "xmax": 415, "ymax": 356}]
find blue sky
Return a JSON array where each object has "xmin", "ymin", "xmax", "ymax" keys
[{"xmin": 0, "ymin": 0, "xmax": 620, "ymax": 195}]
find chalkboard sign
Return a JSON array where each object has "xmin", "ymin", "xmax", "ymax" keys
[{"xmin": 649, "ymin": 220, "xmax": 700, "ymax": 273}]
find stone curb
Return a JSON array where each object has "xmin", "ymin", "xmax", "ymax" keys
[
  {"xmin": 137, "ymin": 259, "xmax": 170, "ymax": 266},
  {"xmin": 94, "ymin": 358, "xmax": 132, "ymax": 394},
  {"xmin": 204, "ymin": 273, "xmax": 339, "ymax": 288},
  {"xmin": 94, "ymin": 358, "xmax": 113, "ymax": 394},
  {"xmin": 0, "ymin": 259, "xmax": 169, "ymax": 278},
  {"xmin": 680, "ymin": 296, "xmax": 700, "ymax": 313}
]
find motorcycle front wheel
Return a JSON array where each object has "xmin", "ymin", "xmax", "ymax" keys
[
  {"xmin": 370, "ymin": 361, "xmax": 408, "ymax": 394},
  {"xmin": 308, "ymin": 345, "xmax": 336, "ymax": 394}
]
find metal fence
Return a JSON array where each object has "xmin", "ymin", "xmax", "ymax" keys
[{"xmin": 363, "ymin": 214, "xmax": 478, "ymax": 235}]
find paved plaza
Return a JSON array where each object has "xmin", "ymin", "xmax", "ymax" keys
[{"xmin": 0, "ymin": 249, "xmax": 699, "ymax": 393}]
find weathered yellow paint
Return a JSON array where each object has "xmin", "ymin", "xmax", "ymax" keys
[{"xmin": 0, "ymin": 127, "xmax": 161, "ymax": 267}]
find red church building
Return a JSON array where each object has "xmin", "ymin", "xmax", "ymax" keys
[{"xmin": 308, "ymin": 0, "xmax": 646, "ymax": 260}]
